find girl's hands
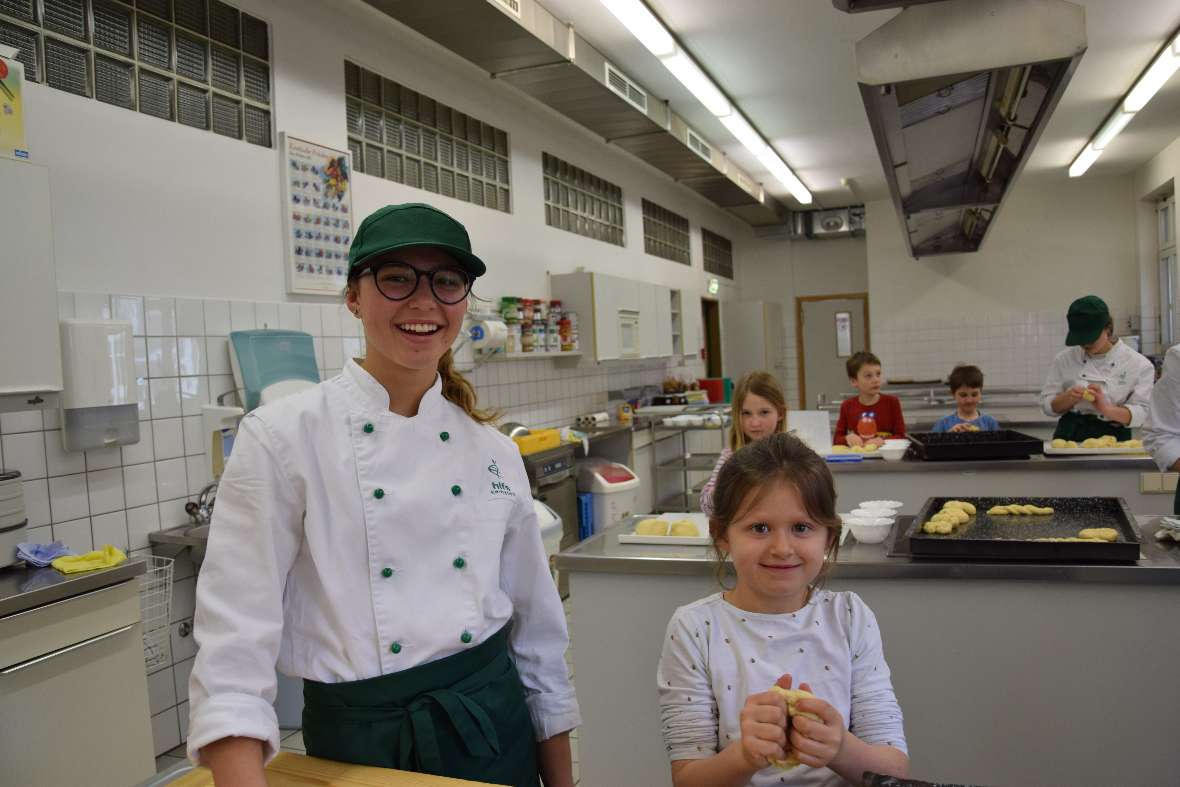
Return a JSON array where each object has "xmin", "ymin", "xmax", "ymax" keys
[
  {"xmin": 845, "ymin": 433, "xmax": 864, "ymax": 447},
  {"xmin": 949, "ymin": 422, "xmax": 971, "ymax": 433},
  {"xmin": 788, "ymin": 682, "xmax": 846, "ymax": 770},
  {"xmin": 736, "ymin": 675, "xmax": 791, "ymax": 770}
]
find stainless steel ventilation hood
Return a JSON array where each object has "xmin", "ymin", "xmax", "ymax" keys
[
  {"xmin": 852, "ymin": 0, "xmax": 1086, "ymax": 257},
  {"xmin": 360, "ymin": 0, "xmax": 787, "ymax": 226}
]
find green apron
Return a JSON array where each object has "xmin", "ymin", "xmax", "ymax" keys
[
  {"xmin": 1052, "ymin": 411, "xmax": 1132, "ymax": 442},
  {"xmin": 302, "ymin": 625, "xmax": 539, "ymax": 786}
]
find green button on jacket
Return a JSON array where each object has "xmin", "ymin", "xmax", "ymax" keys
[
  {"xmin": 451, "ymin": 484, "xmax": 461, "ymax": 496},
  {"xmin": 374, "ymin": 488, "xmax": 385, "ymax": 499}
]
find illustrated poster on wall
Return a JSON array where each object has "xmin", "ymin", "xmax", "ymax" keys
[
  {"xmin": 835, "ymin": 311, "xmax": 853, "ymax": 358},
  {"xmin": 0, "ymin": 47, "xmax": 28, "ymax": 160},
  {"xmin": 280, "ymin": 133, "xmax": 353, "ymax": 295}
]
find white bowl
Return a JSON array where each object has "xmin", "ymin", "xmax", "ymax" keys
[
  {"xmin": 850, "ymin": 507, "xmax": 894, "ymax": 522},
  {"xmin": 860, "ymin": 499, "xmax": 904, "ymax": 512},
  {"xmin": 879, "ymin": 445, "xmax": 908, "ymax": 461},
  {"xmin": 844, "ymin": 517, "xmax": 893, "ymax": 544},
  {"xmin": 882, "ymin": 439, "xmax": 910, "ymax": 449}
]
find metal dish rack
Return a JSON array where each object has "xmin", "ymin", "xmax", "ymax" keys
[{"xmin": 139, "ymin": 555, "xmax": 175, "ymax": 671}]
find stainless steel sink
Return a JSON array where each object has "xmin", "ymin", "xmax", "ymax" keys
[{"xmin": 149, "ymin": 523, "xmax": 210, "ymax": 570}]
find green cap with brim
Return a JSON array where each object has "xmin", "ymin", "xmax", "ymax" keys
[
  {"xmin": 1065, "ymin": 295, "xmax": 1110, "ymax": 346},
  {"xmin": 347, "ymin": 203, "xmax": 487, "ymax": 278}
]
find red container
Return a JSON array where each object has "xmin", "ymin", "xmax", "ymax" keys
[{"xmin": 698, "ymin": 378, "xmax": 725, "ymax": 403}]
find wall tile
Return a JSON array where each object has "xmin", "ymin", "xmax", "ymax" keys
[
  {"xmin": 171, "ymin": 576, "xmax": 197, "ymax": 622},
  {"xmin": 44, "ymin": 430, "xmax": 85, "ymax": 476},
  {"xmin": 155, "ymin": 458, "xmax": 188, "ymax": 502},
  {"xmin": 300, "ymin": 303, "xmax": 322, "ymax": 335},
  {"xmin": 145, "ymin": 297, "xmax": 177, "ymax": 336},
  {"xmin": 122, "ymin": 421, "xmax": 155, "ymax": 465},
  {"xmin": 113, "ymin": 295, "xmax": 146, "ymax": 335},
  {"xmin": 178, "ymin": 701, "xmax": 190, "ymax": 742},
  {"xmin": 150, "ymin": 378, "xmax": 182, "ymax": 419},
  {"xmin": 173, "ymin": 656, "xmax": 195, "ymax": 705},
  {"xmin": 175, "ymin": 298, "xmax": 205, "ymax": 336},
  {"xmin": 148, "ymin": 337, "xmax": 180, "ymax": 378},
  {"xmin": 74, "ymin": 292, "xmax": 112, "ymax": 320},
  {"xmin": 48, "ymin": 473, "xmax": 90, "ymax": 522},
  {"xmin": 320, "ymin": 303, "xmax": 341, "ymax": 337},
  {"xmin": 187, "ymin": 455, "xmax": 211, "ymax": 495},
  {"xmin": 1, "ymin": 410, "xmax": 42, "ymax": 433},
  {"xmin": 24, "ymin": 524, "xmax": 52, "ymax": 545},
  {"xmin": 177, "ymin": 337, "xmax": 206, "ymax": 376},
  {"xmin": 2, "ymin": 432, "xmax": 47, "ymax": 479},
  {"xmin": 182, "ymin": 416, "xmax": 205, "ymax": 457},
  {"xmin": 132, "ymin": 336, "xmax": 149, "ymax": 380},
  {"xmin": 87, "ymin": 468, "xmax": 126, "ymax": 514},
  {"xmin": 92, "ymin": 510, "xmax": 129, "ymax": 550},
  {"xmin": 57, "ymin": 291, "xmax": 76, "ymax": 319},
  {"xmin": 180, "ymin": 376, "xmax": 209, "ymax": 417},
  {"xmin": 124, "ymin": 463, "xmax": 158, "ymax": 508},
  {"xmin": 230, "ymin": 301, "xmax": 256, "ymax": 331},
  {"xmin": 148, "ymin": 667, "xmax": 177, "ymax": 715},
  {"xmin": 151, "ymin": 707, "xmax": 181, "ymax": 757},
  {"xmin": 22, "ymin": 479, "xmax": 50, "ymax": 527},
  {"xmin": 278, "ymin": 303, "xmax": 301, "ymax": 330},
  {"xmin": 127, "ymin": 504, "xmax": 161, "ymax": 550},
  {"xmin": 153, "ymin": 418, "xmax": 184, "ymax": 460},
  {"xmin": 256, "ymin": 302, "xmax": 280, "ymax": 330},
  {"xmin": 170, "ymin": 619, "xmax": 198, "ymax": 663},
  {"xmin": 206, "ymin": 337, "xmax": 231, "ymax": 376},
  {"xmin": 53, "ymin": 516, "xmax": 93, "ymax": 552},
  {"xmin": 159, "ymin": 497, "xmax": 192, "ymax": 528},
  {"xmin": 85, "ymin": 444, "xmax": 122, "ymax": 471},
  {"xmin": 203, "ymin": 300, "xmax": 231, "ymax": 336}
]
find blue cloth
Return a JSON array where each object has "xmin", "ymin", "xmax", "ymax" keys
[
  {"xmin": 16, "ymin": 541, "xmax": 74, "ymax": 568},
  {"xmin": 932, "ymin": 413, "xmax": 1001, "ymax": 433}
]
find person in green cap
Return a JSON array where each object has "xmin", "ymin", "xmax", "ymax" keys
[
  {"xmin": 1039, "ymin": 295, "xmax": 1154, "ymax": 442},
  {"xmin": 188, "ymin": 203, "xmax": 579, "ymax": 787}
]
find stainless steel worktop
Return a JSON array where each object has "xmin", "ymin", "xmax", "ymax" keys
[
  {"xmin": 827, "ymin": 453, "xmax": 1155, "ymax": 473},
  {"xmin": 555, "ymin": 516, "xmax": 1180, "ymax": 583},
  {"xmin": 0, "ymin": 558, "xmax": 147, "ymax": 618}
]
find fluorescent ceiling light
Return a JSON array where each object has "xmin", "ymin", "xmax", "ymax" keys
[
  {"xmin": 599, "ymin": 0, "xmax": 676, "ymax": 58},
  {"xmin": 1069, "ymin": 144, "xmax": 1102, "ymax": 178},
  {"xmin": 660, "ymin": 50, "xmax": 731, "ymax": 117},
  {"xmin": 1123, "ymin": 39, "xmax": 1180, "ymax": 112},
  {"xmin": 1092, "ymin": 110, "xmax": 1134, "ymax": 150},
  {"xmin": 755, "ymin": 148, "xmax": 813, "ymax": 205},
  {"xmin": 719, "ymin": 113, "xmax": 766, "ymax": 157}
]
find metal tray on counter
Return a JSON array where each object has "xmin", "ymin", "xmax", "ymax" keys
[
  {"xmin": 907, "ymin": 496, "xmax": 1140, "ymax": 562},
  {"xmin": 907, "ymin": 429, "xmax": 1043, "ymax": 461}
]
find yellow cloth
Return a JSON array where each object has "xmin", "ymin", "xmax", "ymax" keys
[{"xmin": 51, "ymin": 544, "xmax": 128, "ymax": 574}]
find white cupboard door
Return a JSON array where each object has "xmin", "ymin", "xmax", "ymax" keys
[
  {"xmin": 592, "ymin": 273, "xmax": 620, "ymax": 361},
  {"xmin": 656, "ymin": 286, "xmax": 674, "ymax": 357},
  {"xmin": 639, "ymin": 283, "xmax": 659, "ymax": 358},
  {"xmin": 681, "ymin": 289, "xmax": 703, "ymax": 360}
]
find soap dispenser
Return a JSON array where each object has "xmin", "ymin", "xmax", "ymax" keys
[{"xmin": 58, "ymin": 319, "xmax": 140, "ymax": 451}]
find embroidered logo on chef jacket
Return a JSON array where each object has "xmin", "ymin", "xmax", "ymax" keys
[{"xmin": 488, "ymin": 459, "xmax": 514, "ymax": 497}]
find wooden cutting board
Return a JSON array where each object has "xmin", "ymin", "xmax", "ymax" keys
[{"xmin": 169, "ymin": 752, "xmax": 497, "ymax": 786}]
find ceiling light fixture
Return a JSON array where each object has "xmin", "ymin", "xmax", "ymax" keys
[
  {"xmin": 596, "ymin": 0, "xmax": 812, "ymax": 204},
  {"xmin": 1069, "ymin": 29, "xmax": 1180, "ymax": 177}
]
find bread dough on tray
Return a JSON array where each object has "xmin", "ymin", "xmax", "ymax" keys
[
  {"xmin": 634, "ymin": 518, "xmax": 669, "ymax": 536},
  {"xmin": 987, "ymin": 503, "xmax": 1054, "ymax": 516}
]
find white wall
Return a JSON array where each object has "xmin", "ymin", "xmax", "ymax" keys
[
  {"xmin": 864, "ymin": 175, "xmax": 1141, "ymax": 386},
  {"xmin": 22, "ymin": 0, "xmax": 750, "ymax": 303},
  {"xmin": 1131, "ymin": 133, "xmax": 1179, "ymax": 354}
]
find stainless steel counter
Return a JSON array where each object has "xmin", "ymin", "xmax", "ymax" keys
[
  {"xmin": 555, "ymin": 516, "xmax": 1180, "ymax": 583},
  {"xmin": 0, "ymin": 558, "xmax": 147, "ymax": 618},
  {"xmin": 827, "ymin": 453, "xmax": 1154, "ymax": 473}
]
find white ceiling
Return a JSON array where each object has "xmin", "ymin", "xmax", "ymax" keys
[{"xmin": 538, "ymin": 0, "xmax": 1180, "ymax": 209}]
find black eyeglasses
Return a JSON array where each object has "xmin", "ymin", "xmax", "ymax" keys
[{"xmin": 357, "ymin": 261, "xmax": 473, "ymax": 305}]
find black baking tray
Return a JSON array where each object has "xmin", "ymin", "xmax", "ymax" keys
[
  {"xmin": 906, "ymin": 429, "xmax": 1043, "ymax": 461},
  {"xmin": 907, "ymin": 496, "xmax": 1140, "ymax": 562}
]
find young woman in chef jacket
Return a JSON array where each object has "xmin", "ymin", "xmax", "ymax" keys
[
  {"xmin": 187, "ymin": 203, "xmax": 580, "ymax": 787},
  {"xmin": 699, "ymin": 372, "xmax": 788, "ymax": 517},
  {"xmin": 1040, "ymin": 295, "xmax": 1154, "ymax": 442}
]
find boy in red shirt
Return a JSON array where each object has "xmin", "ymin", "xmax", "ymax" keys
[{"xmin": 834, "ymin": 351, "xmax": 906, "ymax": 446}]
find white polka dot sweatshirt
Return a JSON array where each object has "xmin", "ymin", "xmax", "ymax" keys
[{"xmin": 657, "ymin": 590, "xmax": 907, "ymax": 786}]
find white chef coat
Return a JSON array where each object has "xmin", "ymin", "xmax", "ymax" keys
[
  {"xmin": 187, "ymin": 360, "xmax": 580, "ymax": 764},
  {"xmin": 1038, "ymin": 339, "xmax": 1154, "ymax": 426},
  {"xmin": 1144, "ymin": 346, "xmax": 1180, "ymax": 471}
]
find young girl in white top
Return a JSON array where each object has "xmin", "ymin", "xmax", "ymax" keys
[
  {"xmin": 699, "ymin": 371, "xmax": 788, "ymax": 517},
  {"xmin": 659, "ymin": 434, "xmax": 908, "ymax": 787}
]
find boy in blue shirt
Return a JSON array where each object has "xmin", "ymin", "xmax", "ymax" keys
[{"xmin": 932, "ymin": 364, "xmax": 1001, "ymax": 433}]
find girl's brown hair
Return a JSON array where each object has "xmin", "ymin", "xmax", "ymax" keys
[
  {"xmin": 708, "ymin": 433, "xmax": 842, "ymax": 589},
  {"xmin": 345, "ymin": 280, "xmax": 497, "ymax": 424},
  {"xmin": 730, "ymin": 371, "xmax": 788, "ymax": 451}
]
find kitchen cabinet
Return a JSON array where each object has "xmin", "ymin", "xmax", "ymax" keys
[
  {"xmin": 1, "ymin": 577, "xmax": 156, "ymax": 786},
  {"xmin": 677, "ymin": 288, "xmax": 703, "ymax": 359},
  {"xmin": 0, "ymin": 158, "xmax": 63, "ymax": 412},
  {"xmin": 552, "ymin": 271, "xmax": 671, "ymax": 362}
]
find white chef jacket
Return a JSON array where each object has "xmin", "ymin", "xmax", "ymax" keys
[
  {"xmin": 187, "ymin": 360, "xmax": 580, "ymax": 764},
  {"xmin": 1144, "ymin": 346, "xmax": 1180, "ymax": 472},
  {"xmin": 1038, "ymin": 340, "xmax": 1154, "ymax": 426}
]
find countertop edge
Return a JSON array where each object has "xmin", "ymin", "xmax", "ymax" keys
[{"xmin": 0, "ymin": 558, "xmax": 149, "ymax": 619}]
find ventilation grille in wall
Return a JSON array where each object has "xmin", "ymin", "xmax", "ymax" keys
[
  {"xmin": 642, "ymin": 199, "xmax": 690, "ymax": 265},
  {"xmin": 604, "ymin": 61, "xmax": 648, "ymax": 113},
  {"xmin": 0, "ymin": 0, "xmax": 273, "ymax": 146},
  {"xmin": 702, "ymin": 227, "xmax": 734, "ymax": 280},
  {"xmin": 542, "ymin": 152, "xmax": 624, "ymax": 246},
  {"xmin": 685, "ymin": 127, "xmax": 712, "ymax": 164},
  {"xmin": 345, "ymin": 61, "xmax": 511, "ymax": 213}
]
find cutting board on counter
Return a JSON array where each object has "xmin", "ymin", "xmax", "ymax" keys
[{"xmin": 169, "ymin": 752, "xmax": 496, "ymax": 786}]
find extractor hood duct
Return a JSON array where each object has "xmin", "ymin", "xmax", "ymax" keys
[
  {"xmin": 853, "ymin": 0, "xmax": 1086, "ymax": 257},
  {"xmin": 361, "ymin": 0, "xmax": 787, "ymax": 226}
]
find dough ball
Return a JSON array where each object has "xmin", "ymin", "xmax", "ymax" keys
[
  {"xmin": 634, "ymin": 519, "xmax": 669, "ymax": 536},
  {"xmin": 943, "ymin": 500, "xmax": 976, "ymax": 515},
  {"xmin": 669, "ymin": 520, "xmax": 700, "ymax": 537},
  {"xmin": 1082, "ymin": 438, "xmax": 1101, "ymax": 448},
  {"xmin": 1051, "ymin": 438, "xmax": 1068, "ymax": 449},
  {"xmin": 1082, "ymin": 390, "xmax": 1096, "ymax": 402},
  {"xmin": 987, "ymin": 505, "xmax": 1011, "ymax": 516},
  {"xmin": 1067, "ymin": 441, "xmax": 1079, "ymax": 448},
  {"xmin": 1077, "ymin": 527, "xmax": 1118, "ymax": 542},
  {"xmin": 1032, "ymin": 506, "xmax": 1055, "ymax": 516},
  {"xmin": 831, "ymin": 445, "xmax": 850, "ymax": 454},
  {"xmin": 768, "ymin": 687, "xmax": 821, "ymax": 770}
]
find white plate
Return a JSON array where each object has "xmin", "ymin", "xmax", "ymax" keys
[
  {"xmin": 1043, "ymin": 442, "xmax": 1148, "ymax": 456},
  {"xmin": 618, "ymin": 512, "xmax": 712, "ymax": 545}
]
